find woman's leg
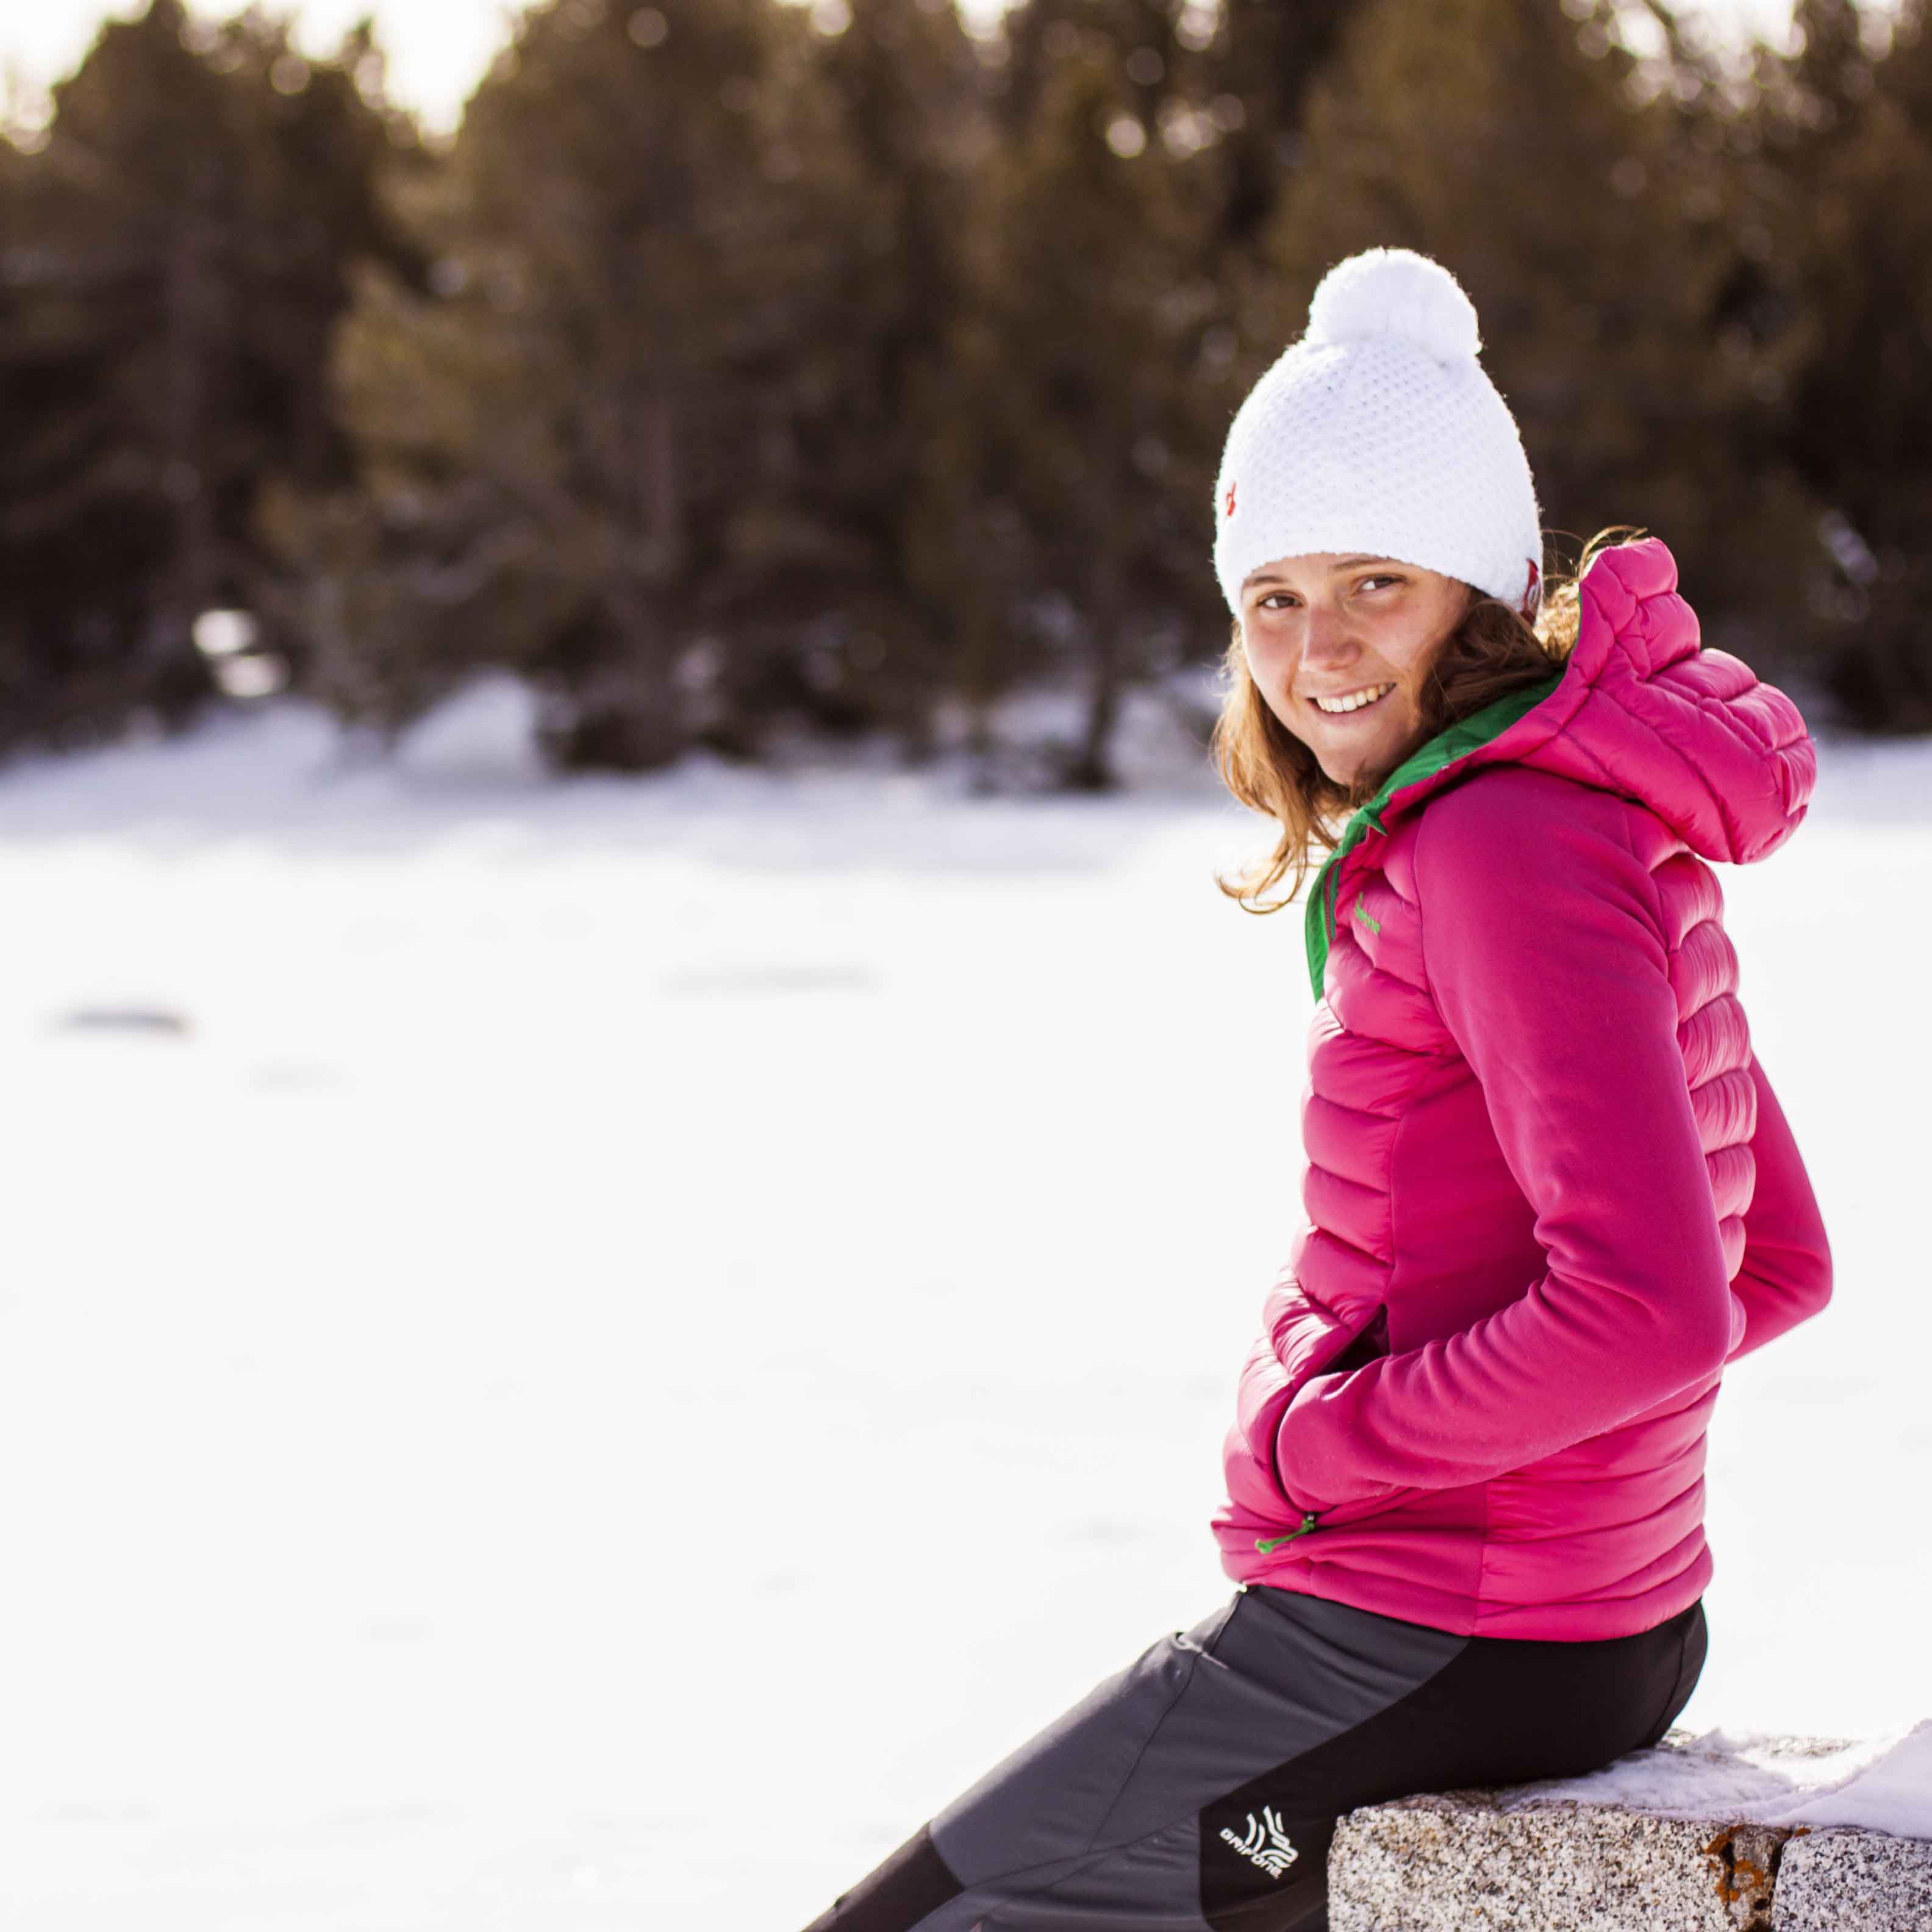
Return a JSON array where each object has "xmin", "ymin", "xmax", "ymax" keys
[{"xmin": 801, "ymin": 1586, "xmax": 1706, "ymax": 1932}]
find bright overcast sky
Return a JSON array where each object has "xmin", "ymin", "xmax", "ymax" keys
[{"xmin": 4, "ymin": 0, "xmax": 1805, "ymax": 138}]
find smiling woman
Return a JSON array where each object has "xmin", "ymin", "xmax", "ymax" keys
[
  {"xmin": 1211, "ymin": 525, "xmax": 1628, "ymax": 915},
  {"xmin": 800, "ymin": 248, "xmax": 1830, "ymax": 1932},
  {"xmin": 1200, "ymin": 243, "xmax": 1645, "ymax": 914}
]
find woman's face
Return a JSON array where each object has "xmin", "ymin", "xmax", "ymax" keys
[{"xmin": 1238, "ymin": 553, "xmax": 1471, "ymax": 788}]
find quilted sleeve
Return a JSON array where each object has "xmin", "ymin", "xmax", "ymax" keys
[
  {"xmin": 1272, "ymin": 773, "xmax": 1741, "ymax": 1514},
  {"xmin": 1726, "ymin": 1051, "xmax": 1833, "ymax": 1361}
]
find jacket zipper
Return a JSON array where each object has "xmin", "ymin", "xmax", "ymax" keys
[{"xmin": 1254, "ymin": 1512, "xmax": 1320, "ymax": 1555}]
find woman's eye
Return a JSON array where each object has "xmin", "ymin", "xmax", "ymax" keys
[{"xmin": 1256, "ymin": 579, "xmax": 1396, "ymax": 610}]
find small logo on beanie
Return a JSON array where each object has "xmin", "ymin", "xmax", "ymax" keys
[
  {"xmin": 1223, "ymin": 480, "xmax": 1237, "ymax": 518},
  {"xmin": 1523, "ymin": 557, "xmax": 1542, "ymax": 618}
]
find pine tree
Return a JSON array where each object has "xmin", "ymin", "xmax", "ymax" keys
[
  {"xmin": 0, "ymin": 0, "xmax": 419, "ymax": 755},
  {"xmin": 1201, "ymin": 0, "xmax": 1356, "ymax": 251},
  {"xmin": 268, "ymin": 0, "xmax": 950, "ymax": 768},
  {"xmin": 970, "ymin": 0, "xmax": 1226, "ymax": 788},
  {"xmin": 1246, "ymin": 0, "xmax": 1821, "ymax": 652},
  {"xmin": 755, "ymin": 0, "xmax": 1012, "ymax": 768},
  {"xmin": 1769, "ymin": 0, "xmax": 1932, "ymax": 728}
]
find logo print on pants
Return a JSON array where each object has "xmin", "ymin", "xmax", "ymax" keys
[{"xmin": 1220, "ymin": 1805, "xmax": 1299, "ymax": 1879}]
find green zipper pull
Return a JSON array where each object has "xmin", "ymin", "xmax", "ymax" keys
[{"xmin": 1254, "ymin": 1512, "xmax": 1320, "ymax": 1555}]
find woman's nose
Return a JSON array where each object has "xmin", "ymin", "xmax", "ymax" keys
[{"xmin": 1299, "ymin": 604, "xmax": 1354, "ymax": 670}]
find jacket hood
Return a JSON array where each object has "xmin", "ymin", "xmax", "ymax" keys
[{"xmin": 1303, "ymin": 536, "xmax": 1817, "ymax": 998}]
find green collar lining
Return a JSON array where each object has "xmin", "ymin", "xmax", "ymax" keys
[{"xmin": 1303, "ymin": 671, "xmax": 1565, "ymax": 1001}]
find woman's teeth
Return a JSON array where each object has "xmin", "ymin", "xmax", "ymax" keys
[{"xmin": 1311, "ymin": 682, "xmax": 1395, "ymax": 715}]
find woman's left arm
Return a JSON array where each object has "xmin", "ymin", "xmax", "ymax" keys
[{"xmin": 1275, "ymin": 770, "xmax": 1745, "ymax": 1515}]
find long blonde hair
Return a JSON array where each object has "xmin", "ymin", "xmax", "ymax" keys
[{"xmin": 1210, "ymin": 527, "xmax": 1642, "ymax": 914}]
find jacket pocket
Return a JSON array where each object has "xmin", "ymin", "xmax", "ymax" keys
[
  {"xmin": 1246, "ymin": 1295, "xmax": 1387, "ymax": 1518},
  {"xmin": 1322, "ymin": 1304, "xmax": 1390, "ymax": 1379},
  {"xmin": 1269, "ymin": 1308, "xmax": 1411, "ymax": 1528}
]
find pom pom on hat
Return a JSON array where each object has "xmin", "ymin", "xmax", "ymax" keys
[
  {"xmin": 1211, "ymin": 246, "xmax": 1544, "ymax": 616},
  {"xmin": 1305, "ymin": 247, "xmax": 1481, "ymax": 367}
]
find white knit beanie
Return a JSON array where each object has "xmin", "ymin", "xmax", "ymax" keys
[{"xmin": 1211, "ymin": 248, "xmax": 1544, "ymax": 618}]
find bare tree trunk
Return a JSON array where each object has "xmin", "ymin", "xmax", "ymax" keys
[
  {"xmin": 641, "ymin": 390, "xmax": 684, "ymax": 581},
  {"xmin": 1067, "ymin": 571, "xmax": 1125, "ymax": 792},
  {"xmin": 590, "ymin": 570, "xmax": 686, "ymax": 770},
  {"xmin": 163, "ymin": 185, "xmax": 223, "ymax": 643}
]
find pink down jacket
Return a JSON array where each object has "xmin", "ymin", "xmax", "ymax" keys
[{"xmin": 1209, "ymin": 537, "xmax": 1833, "ymax": 1640}]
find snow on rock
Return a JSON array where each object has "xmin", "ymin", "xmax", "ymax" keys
[
  {"xmin": 1772, "ymin": 1722, "xmax": 1932, "ymax": 1834},
  {"xmin": 1495, "ymin": 1721, "xmax": 1932, "ymax": 1837}
]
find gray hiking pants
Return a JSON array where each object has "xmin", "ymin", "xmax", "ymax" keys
[{"xmin": 803, "ymin": 1582, "xmax": 1706, "ymax": 1931}]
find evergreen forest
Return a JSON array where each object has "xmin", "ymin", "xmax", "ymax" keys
[{"xmin": 2, "ymin": 0, "xmax": 1928, "ymax": 784}]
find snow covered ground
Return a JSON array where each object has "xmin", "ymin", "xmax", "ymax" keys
[{"xmin": 0, "ymin": 678, "xmax": 1923, "ymax": 1927}]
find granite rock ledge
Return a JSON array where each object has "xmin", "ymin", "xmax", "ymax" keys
[{"xmin": 1325, "ymin": 1732, "xmax": 1932, "ymax": 1932}]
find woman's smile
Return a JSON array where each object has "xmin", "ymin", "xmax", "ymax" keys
[{"xmin": 1308, "ymin": 681, "xmax": 1397, "ymax": 718}]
